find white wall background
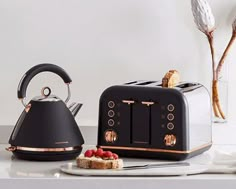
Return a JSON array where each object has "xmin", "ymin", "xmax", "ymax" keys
[{"xmin": 0, "ymin": 0, "xmax": 236, "ymax": 126}]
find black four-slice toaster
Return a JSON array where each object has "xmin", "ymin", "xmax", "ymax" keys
[{"xmin": 97, "ymin": 80, "xmax": 212, "ymax": 160}]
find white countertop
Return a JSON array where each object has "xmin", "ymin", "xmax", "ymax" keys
[
  {"xmin": 1, "ymin": 124, "xmax": 236, "ymax": 189},
  {"xmin": 0, "ymin": 143, "xmax": 236, "ymax": 189}
]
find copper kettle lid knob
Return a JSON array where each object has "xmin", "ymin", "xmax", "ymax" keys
[{"xmin": 41, "ymin": 87, "xmax": 51, "ymax": 97}]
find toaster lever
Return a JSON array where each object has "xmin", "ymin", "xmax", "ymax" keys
[
  {"xmin": 122, "ymin": 100, "xmax": 135, "ymax": 105},
  {"xmin": 141, "ymin": 101, "xmax": 155, "ymax": 106}
]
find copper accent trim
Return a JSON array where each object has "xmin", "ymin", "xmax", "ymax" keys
[
  {"xmin": 164, "ymin": 134, "xmax": 176, "ymax": 147},
  {"xmin": 122, "ymin": 100, "xmax": 135, "ymax": 105},
  {"xmin": 25, "ymin": 104, "xmax": 32, "ymax": 113},
  {"xmin": 141, "ymin": 101, "xmax": 155, "ymax": 106},
  {"xmin": 99, "ymin": 142, "xmax": 212, "ymax": 154},
  {"xmin": 55, "ymin": 141, "xmax": 69, "ymax": 144},
  {"xmin": 6, "ymin": 146, "xmax": 17, "ymax": 152},
  {"xmin": 104, "ymin": 130, "xmax": 118, "ymax": 143},
  {"xmin": 6, "ymin": 146, "xmax": 82, "ymax": 152}
]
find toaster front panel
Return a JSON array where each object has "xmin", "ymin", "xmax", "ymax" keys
[{"xmin": 97, "ymin": 85, "xmax": 188, "ymax": 152}]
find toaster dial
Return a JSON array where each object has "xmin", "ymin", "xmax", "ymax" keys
[
  {"xmin": 164, "ymin": 134, "xmax": 176, "ymax": 147},
  {"xmin": 108, "ymin": 119, "xmax": 115, "ymax": 126},
  {"xmin": 167, "ymin": 113, "xmax": 174, "ymax": 121},
  {"xmin": 104, "ymin": 130, "xmax": 118, "ymax": 143},
  {"xmin": 108, "ymin": 101, "xmax": 115, "ymax": 108},
  {"xmin": 167, "ymin": 104, "xmax": 175, "ymax": 112},
  {"xmin": 167, "ymin": 122, "xmax": 174, "ymax": 130},
  {"xmin": 108, "ymin": 110, "xmax": 115, "ymax": 117}
]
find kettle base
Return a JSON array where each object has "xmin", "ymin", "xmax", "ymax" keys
[{"xmin": 12, "ymin": 148, "xmax": 82, "ymax": 161}]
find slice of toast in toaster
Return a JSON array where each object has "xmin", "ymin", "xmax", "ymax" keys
[
  {"xmin": 76, "ymin": 155, "xmax": 123, "ymax": 169},
  {"xmin": 162, "ymin": 70, "xmax": 180, "ymax": 88}
]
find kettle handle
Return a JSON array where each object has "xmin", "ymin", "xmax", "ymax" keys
[{"xmin": 17, "ymin": 63, "xmax": 72, "ymax": 102}]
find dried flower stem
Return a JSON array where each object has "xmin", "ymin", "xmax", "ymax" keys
[
  {"xmin": 209, "ymin": 32, "xmax": 236, "ymax": 120},
  {"xmin": 207, "ymin": 32, "xmax": 216, "ymax": 80},
  {"xmin": 207, "ymin": 32, "xmax": 220, "ymax": 118},
  {"xmin": 212, "ymin": 81, "xmax": 219, "ymax": 117},
  {"xmin": 213, "ymin": 80, "xmax": 225, "ymax": 119},
  {"xmin": 211, "ymin": 31, "xmax": 236, "ymax": 119},
  {"xmin": 216, "ymin": 31, "xmax": 236, "ymax": 79},
  {"xmin": 207, "ymin": 32, "xmax": 225, "ymax": 119}
]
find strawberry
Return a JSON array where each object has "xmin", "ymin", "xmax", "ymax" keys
[
  {"xmin": 84, "ymin": 150, "xmax": 93, "ymax": 158},
  {"xmin": 91, "ymin": 149, "xmax": 96, "ymax": 156},
  {"xmin": 112, "ymin": 153, "xmax": 119, "ymax": 160},
  {"xmin": 95, "ymin": 148, "xmax": 104, "ymax": 157},
  {"xmin": 103, "ymin": 151, "xmax": 113, "ymax": 158}
]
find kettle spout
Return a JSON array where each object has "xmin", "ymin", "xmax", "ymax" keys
[{"xmin": 68, "ymin": 102, "xmax": 83, "ymax": 117}]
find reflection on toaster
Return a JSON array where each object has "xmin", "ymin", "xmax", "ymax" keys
[{"xmin": 97, "ymin": 80, "xmax": 212, "ymax": 160}]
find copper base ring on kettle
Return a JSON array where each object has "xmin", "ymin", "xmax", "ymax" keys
[
  {"xmin": 6, "ymin": 145, "xmax": 82, "ymax": 152},
  {"xmin": 6, "ymin": 145, "xmax": 83, "ymax": 161}
]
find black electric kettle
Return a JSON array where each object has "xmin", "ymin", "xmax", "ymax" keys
[{"xmin": 6, "ymin": 64, "xmax": 84, "ymax": 161}]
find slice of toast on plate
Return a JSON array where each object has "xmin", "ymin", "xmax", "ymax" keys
[
  {"xmin": 76, "ymin": 155, "xmax": 123, "ymax": 169},
  {"xmin": 76, "ymin": 148, "xmax": 123, "ymax": 169}
]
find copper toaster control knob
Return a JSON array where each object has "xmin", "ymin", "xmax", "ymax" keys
[
  {"xmin": 164, "ymin": 134, "xmax": 176, "ymax": 146},
  {"xmin": 104, "ymin": 130, "xmax": 118, "ymax": 143}
]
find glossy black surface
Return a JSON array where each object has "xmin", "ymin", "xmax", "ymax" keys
[
  {"xmin": 10, "ymin": 100, "xmax": 84, "ymax": 148},
  {"xmin": 98, "ymin": 85, "xmax": 188, "ymax": 150},
  {"xmin": 97, "ymin": 81, "xmax": 211, "ymax": 160},
  {"xmin": 9, "ymin": 100, "xmax": 84, "ymax": 161},
  {"xmin": 10, "ymin": 64, "xmax": 84, "ymax": 161}
]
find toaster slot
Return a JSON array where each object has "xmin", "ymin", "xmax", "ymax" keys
[
  {"xmin": 121, "ymin": 100, "xmax": 134, "ymax": 144},
  {"xmin": 176, "ymin": 83, "xmax": 197, "ymax": 88},
  {"xmin": 132, "ymin": 103, "xmax": 151, "ymax": 144},
  {"xmin": 136, "ymin": 81, "xmax": 156, "ymax": 86},
  {"xmin": 175, "ymin": 82, "xmax": 201, "ymax": 92},
  {"xmin": 125, "ymin": 81, "xmax": 138, "ymax": 85}
]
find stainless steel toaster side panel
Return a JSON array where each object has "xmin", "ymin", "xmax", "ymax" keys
[{"xmin": 183, "ymin": 86, "xmax": 212, "ymax": 150}]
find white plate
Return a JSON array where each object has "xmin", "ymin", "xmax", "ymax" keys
[{"xmin": 60, "ymin": 163, "xmax": 209, "ymax": 176}]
